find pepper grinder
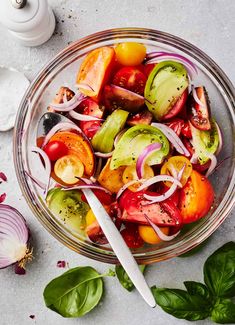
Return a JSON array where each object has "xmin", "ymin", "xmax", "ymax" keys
[{"xmin": 0, "ymin": 0, "xmax": 56, "ymax": 46}]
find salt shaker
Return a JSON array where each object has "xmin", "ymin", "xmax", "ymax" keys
[{"xmin": 0, "ymin": 0, "xmax": 56, "ymax": 47}]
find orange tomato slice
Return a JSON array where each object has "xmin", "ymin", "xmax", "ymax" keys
[
  {"xmin": 49, "ymin": 131, "xmax": 95, "ymax": 176},
  {"xmin": 76, "ymin": 46, "xmax": 115, "ymax": 99}
]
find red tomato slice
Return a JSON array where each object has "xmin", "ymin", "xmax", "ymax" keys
[
  {"xmin": 121, "ymin": 224, "xmax": 144, "ymax": 248},
  {"xmin": 142, "ymin": 63, "xmax": 156, "ymax": 77},
  {"xmin": 179, "ymin": 170, "xmax": 214, "ymax": 223},
  {"xmin": 118, "ymin": 190, "xmax": 182, "ymax": 226},
  {"xmin": 181, "ymin": 121, "xmax": 192, "ymax": 138},
  {"xmin": 44, "ymin": 140, "xmax": 68, "ymax": 161},
  {"xmin": 162, "ymin": 89, "xmax": 188, "ymax": 120},
  {"xmin": 73, "ymin": 98, "xmax": 104, "ymax": 139},
  {"xmin": 165, "ymin": 118, "xmax": 184, "ymax": 136},
  {"xmin": 112, "ymin": 66, "xmax": 147, "ymax": 95}
]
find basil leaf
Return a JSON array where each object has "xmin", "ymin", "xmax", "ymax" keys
[
  {"xmin": 43, "ymin": 266, "xmax": 104, "ymax": 317},
  {"xmin": 204, "ymin": 242, "xmax": 235, "ymax": 298},
  {"xmin": 152, "ymin": 286, "xmax": 211, "ymax": 321},
  {"xmin": 211, "ymin": 298, "xmax": 235, "ymax": 324},
  {"xmin": 115, "ymin": 265, "xmax": 146, "ymax": 292},
  {"xmin": 184, "ymin": 281, "xmax": 212, "ymax": 302}
]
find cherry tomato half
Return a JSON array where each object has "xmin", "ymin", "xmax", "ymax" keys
[
  {"xmin": 122, "ymin": 164, "xmax": 154, "ymax": 191},
  {"xmin": 54, "ymin": 154, "xmax": 84, "ymax": 185},
  {"xmin": 121, "ymin": 224, "xmax": 144, "ymax": 248},
  {"xmin": 112, "ymin": 66, "xmax": 147, "ymax": 95},
  {"xmin": 115, "ymin": 42, "xmax": 146, "ymax": 66},
  {"xmin": 138, "ymin": 225, "xmax": 169, "ymax": 244},
  {"xmin": 44, "ymin": 140, "xmax": 68, "ymax": 161},
  {"xmin": 161, "ymin": 156, "xmax": 193, "ymax": 187}
]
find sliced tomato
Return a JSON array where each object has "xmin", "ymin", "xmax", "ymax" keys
[
  {"xmin": 54, "ymin": 154, "xmax": 84, "ymax": 185},
  {"xmin": 127, "ymin": 110, "xmax": 153, "ymax": 126},
  {"xmin": 49, "ymin": 131, "xmax": 95, "ymax": 176},
  {"xmin": 44, "ymin": 140, "xmax": 68, "ymax": 161},
  {"xmin": 112, "ymin": 66, "xmax": 147, "ymax": 95},
  {"xmin": 76, "ymin": 47, "xmax": 115, "ymax": 100},
  {"xmin": 179, "ymin": 170, "xmax": 214, "ymax": 223},
  {"xmin": 73, "ymin": 98, "xmax": 104, "ymax": 139},
  {"xmin": 121, "ymin": 224, "xmax": 144, "ymax": 248},
  {"xmin": 118, "ymin": 190, "xmax": 182, "ymax": 226},
  {"xmin": 162, "ymin": 89, "xmax": 188, "ymax": 120},
  {"xmin": 165, "ymin": 118, "xmax": 184, "ymax": 136},
  {"xmin": 142, "ymin": 63, "xmax": 156, "ymax": 77},
  {"xmin": 188, "ymin": 86, "xmax": 211, "ymax": 131},
  {"xmin": 181, "ymin": 121, "xmax": 192, "ymax": 138}
]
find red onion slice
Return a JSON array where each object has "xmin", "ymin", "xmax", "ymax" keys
[
  {"xmin": 62, "ymin": 184, "xmax": 112, "ymax": 195},
  {"xmin": 76, "ymin": 177, "xmax": 93, "ymax": 185},
  {"xmin": 145, "ymin": 51, "xmax": 197, "ymax": 79},
  {"xmin": 0, "ymin": 204, "xmax": 31, "ymax": 270},
  {"xmin": 205, "ymin": 154, "xmax": 217, "ymax": 177},
  {"xmin": 144, "ymin": 214, "xmax": 180, "ymax": 241},
  {"xmin": 116, "ymin": 180, "xmax": 142, "ymax": 199},
  {"xmin": 25, "ymin": 171, "xmax": 46, "ymax": 190},
  {"xmin": 69, "ymin": 110, "xmax": 104, "ymax": 122},
  {"xmin": 137, "ymin": 175, "xmax": 182, "ymax": 192},
  {"xmin": 215, "ymin": 122, "xmax": 223, "ymax": 155},
  {"xmin": 49, "ymin": 92, "xmax": 86, "ymax": 112},
  {"xmin": 151, "ymin": 123, "xmax": 190, "ymax": 156},
  {"xmin": 192, "ymin": 86, "xmax": 205, "ymax": 107},
  {"xmin": 95, "ymin": 151, "xmax": 114, "ymax": 158},
  {"xmin": 0, "ymin": 193, "xmax": 6, "ymax": 203},
  {"xmin": 42, "ymin": 122, "xmax": 82, "ymax": 147},
  {"xmin": 31, "ymin": 147, "xmax": 51, "ymax": 196},
  {"xmin": 136, "ymin": 143, "xmax": 162, "ymax": 179},
  {"xmin": 0, "ymin": 172, "xmax": 7, "ymax": 182}
]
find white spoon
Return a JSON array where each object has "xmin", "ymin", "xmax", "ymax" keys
[{"xmin": 82, "ymin": 188, "xmax": 156, "ymax": 308}]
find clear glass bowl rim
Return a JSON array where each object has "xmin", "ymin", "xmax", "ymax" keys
[{"xmin": 13, "ymin": 27, "xmax": 235, "ymax": 264}]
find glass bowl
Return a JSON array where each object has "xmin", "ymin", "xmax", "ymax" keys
[{"xmin": 13, "ymin": 28, "xmax": 235, "ymax": 264}]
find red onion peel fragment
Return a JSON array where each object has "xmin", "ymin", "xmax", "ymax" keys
[{"xmin": 0, "ymin": 172, "xmax": 7, "ymax": 182}]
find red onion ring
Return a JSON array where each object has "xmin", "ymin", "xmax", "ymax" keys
[
  {"xmin": 205, "ymin": 154, "xmax": 217, "ymax": 177},
  {"xmin": 95, "ymin": 151, "xmax": 114, "ymax": 158},
  {"xmin": 144, "ymin": 214, "xmax": 180, "ymax": 241},
  {"xmin": 31, "ymin": 147, "xmax": 51, "ymax": 196},
  {"xmin": 192, "ymin": 86, "xmax": 205, "ymax": 107},
  {"xmin": 42, "ymin": 122, "xmax": 82, "ymax": 147},
  {"xmin": 136, "ymin": 143, "xmax": 162, "ymax": 179},
  {"xmin": 62, "ymin": 184, "xmax": 112, "ymax": 195},
  {"xmin": 0, "ymin": 204, "xmax": 32, "ymax": 270},
  {"xmin": 116, "ymin": 180, "xmax": 142, "ymax": 199},
  {"xmin": 76, "ymin": 177, "xmax": 93, "ymax": 185},
  {"xmin": 137, "ymin": 175, "xmax": 182, "ymax": 192},
  {"xmin": 25, "ymin": 171, "xmax": 46, "ymax": 190},
  {"xmin": 145, "ymin": 51, "xmax": 197, "ymax": 79},
  {"xmin": 69, "ymin": 110, "xmax": 104, "ymax": 122},
  {"xmin": 151, "ymin": 123, "xmax": 190, "ymax": 156},
  {"xmin": 49, "ymin": 92, "xmax": 86, "ymax": 112},
  {"xmin": 215, "ymin": 122, "xmax": 223, "ymax": 155}
]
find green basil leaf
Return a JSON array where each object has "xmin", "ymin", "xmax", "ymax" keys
[
  {"xmin": 43, "ymin": 266, "xmax": 104, "ymax": 317},
  {"xmin": 211, "ymin": 298, "xmax": 235, "ymax": 324},
  {"xmin": 152, "ymin": 286, "xmax": 211, "ymax": 321},
  {"xmin": 204, "ymin": 242, "xmax": 235, "ymax": 298},
  {"xmin": 115, "ymin": 265, "xmax": 146, "ymax": 292},
  {"xmin": 184, "ymin": 281, "xmax": 212, "ymax": 302}
]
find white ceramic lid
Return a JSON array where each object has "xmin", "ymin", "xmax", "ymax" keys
[{"xmin": 0, "ymin": 0, "xmax": 48, "ymax": 33}]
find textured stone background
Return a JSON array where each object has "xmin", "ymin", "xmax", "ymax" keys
[{"xmin": 0, "ymin": 1, "xmax": 234, "ymax": 324}]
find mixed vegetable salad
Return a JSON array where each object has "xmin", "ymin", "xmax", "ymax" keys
[{"xmin": 29, "ymin": 42, "xmax": 222, "ymax": 249}]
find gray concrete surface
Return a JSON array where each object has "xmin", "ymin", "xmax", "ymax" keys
[{"xmin": 0, "ymin": 0, "xmax": 234, "ymax": 324}]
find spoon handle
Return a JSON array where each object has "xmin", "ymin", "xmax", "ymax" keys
[{"xmin": 82, "ymin": 189, "xmax": 156, "ymax": 308}]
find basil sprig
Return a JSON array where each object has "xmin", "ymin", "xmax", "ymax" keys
[
  {"xmin": 152, "ymin": 242, "xmax": 235, "ymax": 324},
  {"xmin": 43, "ymin": 266, "xmax": 115, "ymax": 318},
  {"xmin": 115, "ymin": 265, "xmax": 146, "ymax": 292}
]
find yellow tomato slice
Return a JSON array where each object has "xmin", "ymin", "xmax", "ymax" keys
[
  {"xmin": 161, "ymin": 156, "xmax": 192, "ymax": 187},
  {"xmin": 115, "ymin": 42, "xmax": 146, "ymax": 66},
  {"xmin": 54, "ymin": 154, "xmax": 84, "ymax": 185},
  {"xmin": 122, "ymin": 164, "xmax": 154, "ymax": 191},
  {"xmin": 138, "ymin": 225, "xmax": 169, "ymax": 244}
]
